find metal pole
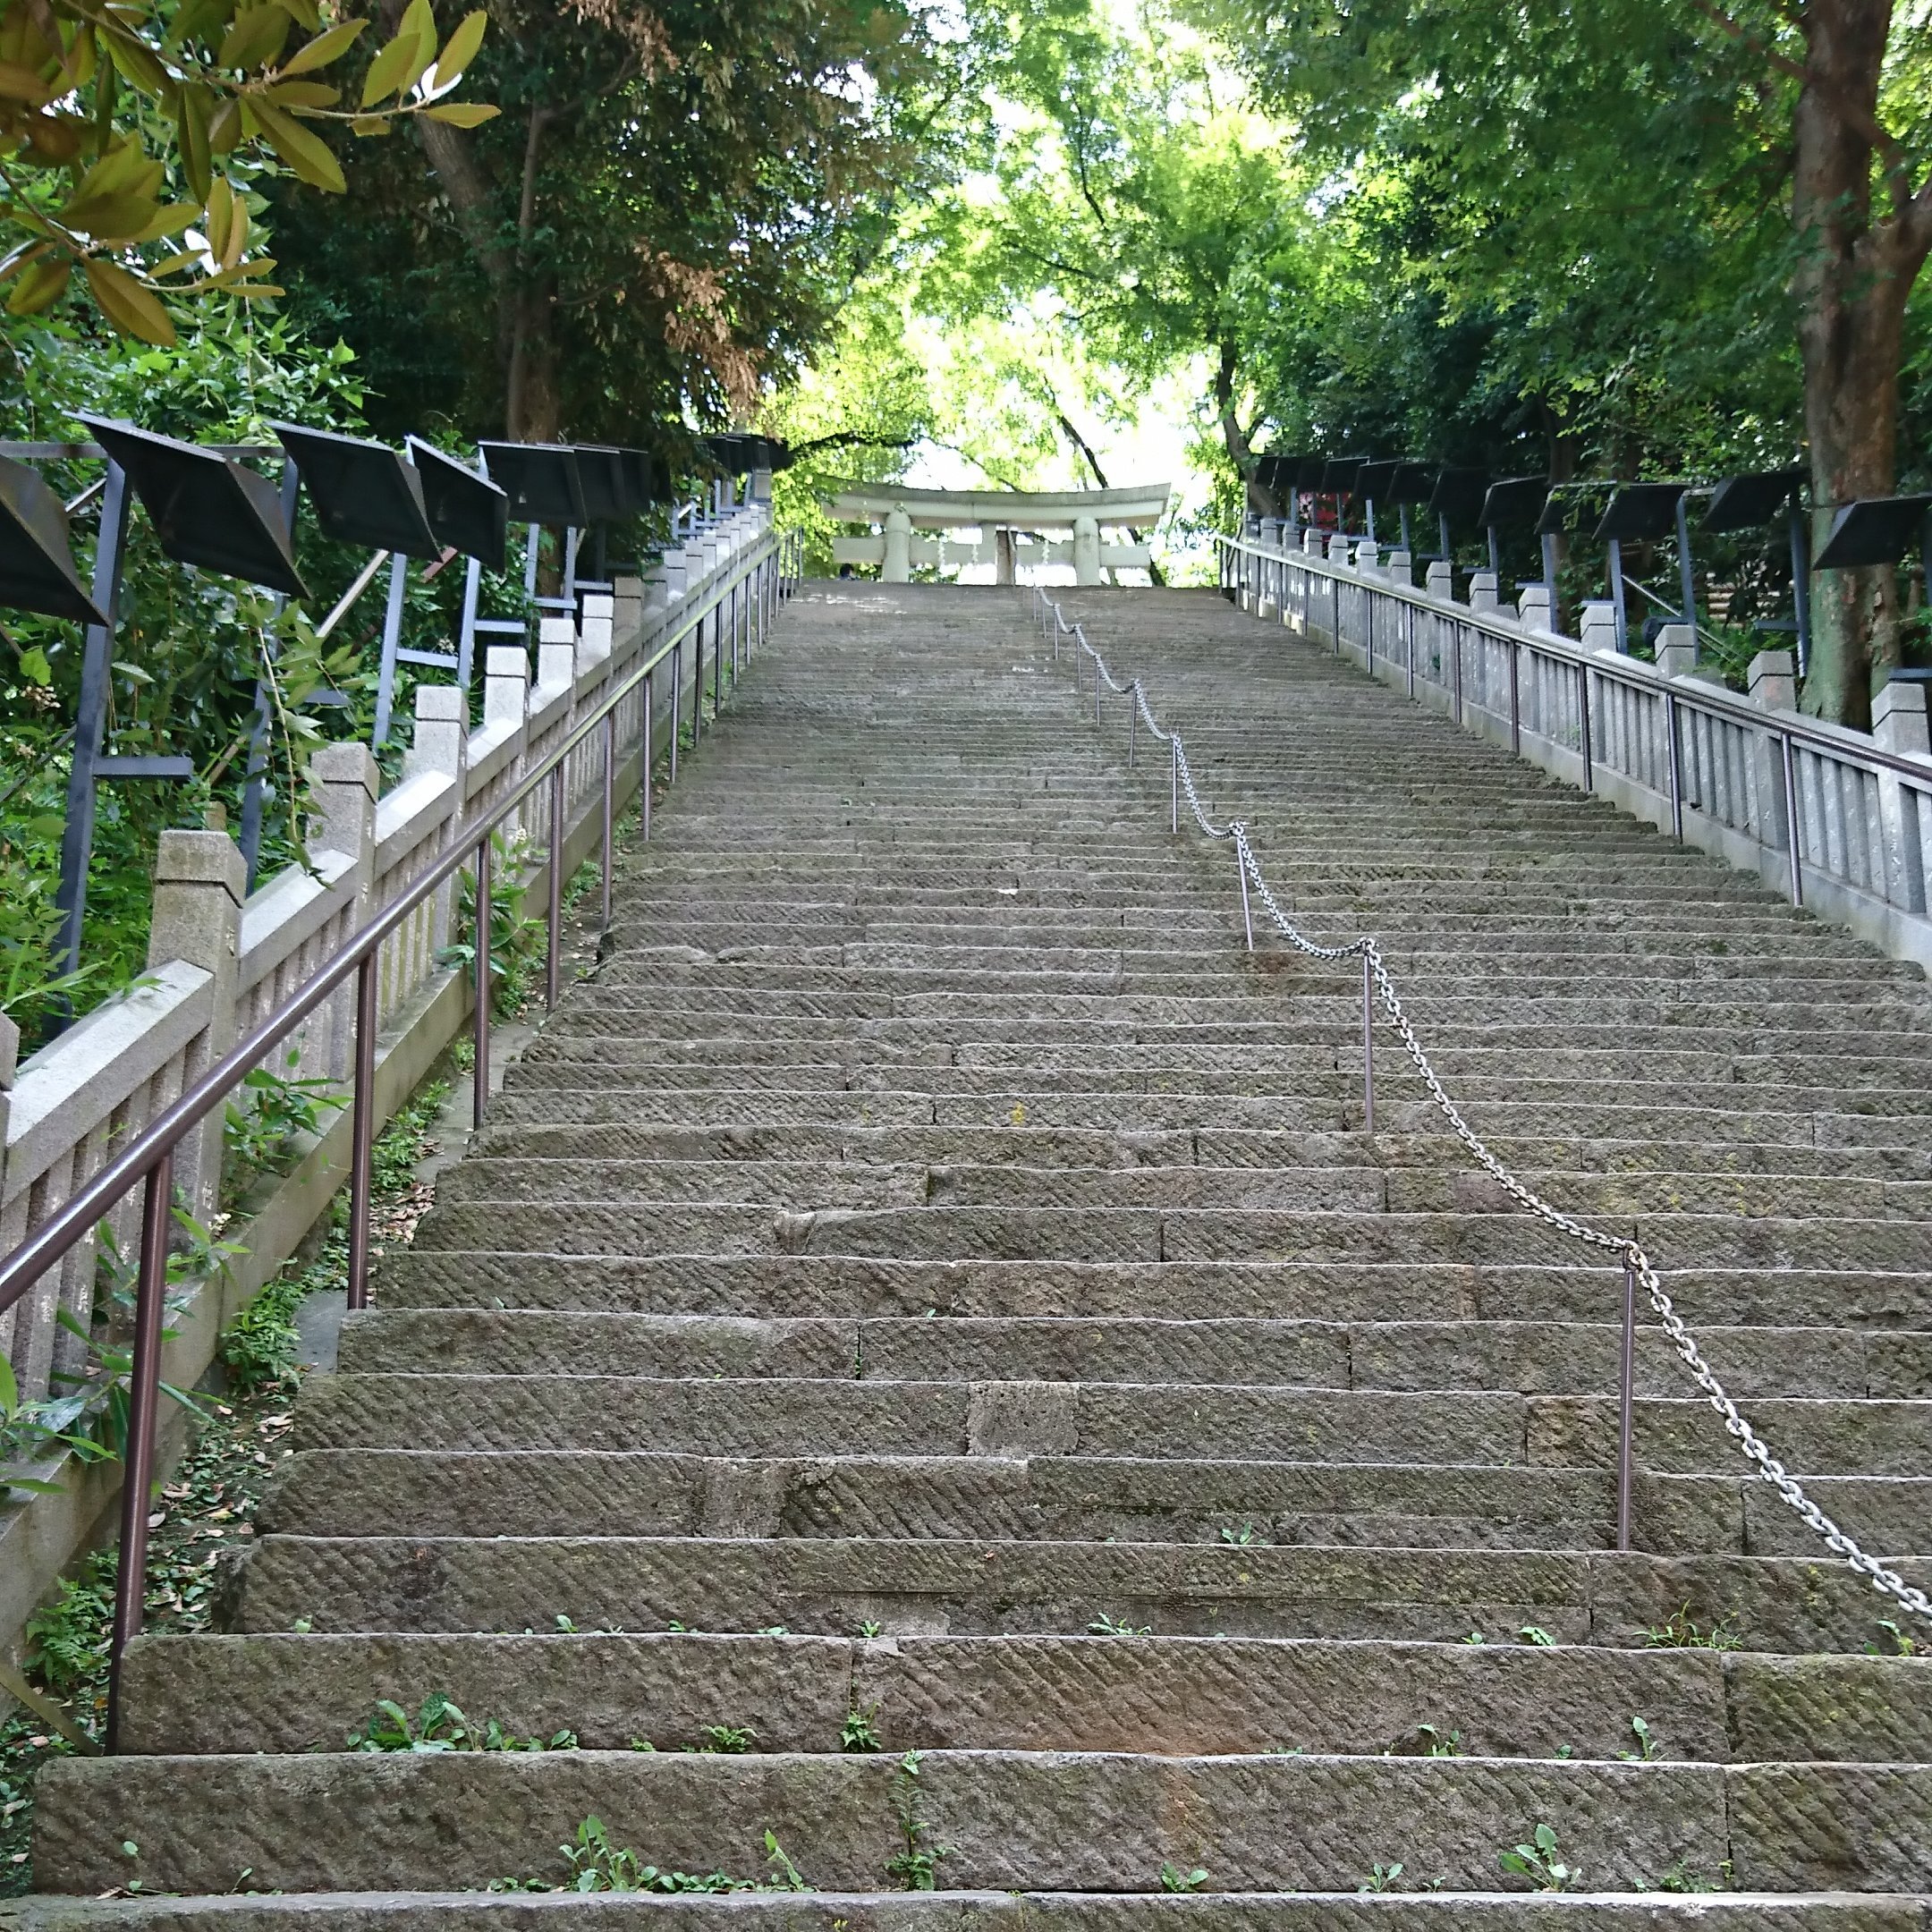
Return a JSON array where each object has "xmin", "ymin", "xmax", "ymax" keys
[
  {"xmin": 1234, "ymin": 835, "xmax": 1254, "ymax": 952},
  {"xmin": 1170, "ymin": 739, "xmax": 1179, "ymax": 834},
  {"xmin": 669, "ymin": 645, "xmax": 682, "ymax": 782},
  {"xmin": 1789, "ymin": 503, "xmax": 1812, "ymax": 680},
  {"xmin": 1094, "ymin": 666, "xmax": 1102, "ymax": 723},
  {"xmin": 105, "ymin": 1146, "xmax": 173, "ymax": 1754},
  {"xmin": 1616, "ymin": 1259, "xmax": 1638, "ymax": 1553},
  {"xmin": 471, "ymin": 835, "xmax": 491, "ymax": 1131},
  {"xmin": 546, "ymin": 761, "xmax": 565, "ymax": 1011},
  {"xmin": 1674, "ymin": 494, "xmax": 1699, "ymax": 655},
  {"xmin": 370, "ymin": 550, "xmax": 411, "ymax": 749},
  {"xmin": 713, "ymin": 602, "xmax": 724, "ymax": 712},
  {"xmin": 692, "ymin": 620, "xmax": 705, "ymax": 745},
  {"xmin": 1360, "ymin": 951, "xmax": 1375, "ymax": 1135},
  {"xmin": 1608, "ymin": 538, "xmax": 1628, "ymax": 648},
  {"xmin": 346, "ymin": 953, "xmax": 378, "ymax": 1311},
  {"xmin": 1128, "ymin": 686, "xmax": 1138, "ymax": 767},
  {"xmin": 601, "ymin": 708, "xmax": 615, "ymax": 935},
  {"xmin": 1579, "ymin": 667, "xmax": 1594, "ymax": 793},
  {"xmin": 640, "ymin": 674, "xmax": 653, "ymax": 843},
  {"xmin": 1509, "ymin": 639, "xmax": 1521, "ymax": 758},
  {"xmin": 1665, "ymin": 690, "xmax": 1684, "ymax": 842},
  {"xmin": 1407, "ymin": 603, "xmax": 1415, "ymax": 699},
  {"xmin": 1453, "ymin": 624, "xmax": 1463, "ymax": 726},
  {"xmin": 1782, "ymin": 730, "xmax": 1804, "ymax": 906}
]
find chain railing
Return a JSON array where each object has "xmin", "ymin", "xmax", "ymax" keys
[
  {"xmin": 1033, "ymin": 581, "xmax": 1932, "ymax": 1630},
  {"xmin": 0, "ymin": 529, "xmax": 800, "ymax": 1750}
]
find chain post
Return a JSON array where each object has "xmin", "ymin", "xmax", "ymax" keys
[
  {"xmin": 1617, "ymin": 1259, "xmax": 1638, "ymax": 1552},
  {"xmin": 601, "ymin": 708, "xmax": 615, "ymax": 936},
  {"xmin": 1361, "ymin": 950, "xmax": 1375, "ymax": 1135},
  {"xmin": 1234, "ymin": 830, "xmax": 1254, "ymax": 951},
  {"xmin": 640, "ymin": 676, "xmax": 653, "ymax": 843},
  {"xmin": 1782, "ymin": 730, "xmax": 1803, "ymax": 905},
  {"xmin": 104, "ymin": 1147, "xmax": 173, "ymax": 1754},
  {"xmin": 1665, "ymin": 690, "xmax": 1683, "ymax": 842},
  {"xmin": 1127, "ymin": 684, "xmax": 1138, "ymax": 767},
  {"xmin": 668, "ymin": 643, "xmax": 681, "ymax": 783},
  {"xmin": 1170, "ymin": 739, "xmax": 1179, "ymax": 835}
]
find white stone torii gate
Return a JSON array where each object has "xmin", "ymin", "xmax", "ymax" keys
[{"xmin": 824, "ymin": 481, "xmax": 1171, "ymax": 584}]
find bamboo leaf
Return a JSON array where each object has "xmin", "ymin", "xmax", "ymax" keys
[
  {"xmin": 421, "ymin": 100, "xmax": 496, "ymax": 125},
  {"xmin": 86, "ymin": 258, "xmax": 176, "ymax": 343},
  {"xmin": 250, "ymin": 97, "xmax": 345, "ymax": 191},
  {"xmin": 424, "ymin": 8, "xmax": 485, "ymax": 91},
  {"xmin": 277, "ymin": 17, "xmax": 363, "ymax": 76}
]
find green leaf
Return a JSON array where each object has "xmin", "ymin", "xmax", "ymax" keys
[
  {"xmin": 84, "ymin": 257, "xmax": 177, "ymax": 345},
  {"xmin": 218, "ymin": 5, "xmax": 294, "ymax": 72},
  {"xmin": 250, "ymin": 98, "xmax": 345, "ymax": 191},
  {"xmin": 425, "ymin": 8, "xmax": 486, "ymax": 90},
  {"xmin": 6, "ymin": 253, "xmax": 72, "ymax": 316},
  {"xmin": 278, "ymin": 18, "xmax": 365, "ymax": 76},
  {"xmin": 18, "ymin": 646, "xmax": 51, "ymax": 685},
  {"xmin": 275, "ymin": 0, "xmax": 322, "ymax": 29},
  {"xmin": 421, "ymin": 101, "xmax": 496, "ymax": 126},
  {"xmin": 360, "ymin": 27, "xmax": 428, "ymax": 107},
  {"xmin": 103, "ymin": 30, "xmax": 173, "ymax": 98},
  {"xmin": 0, "ymin": 1351, "xmax": 17, "ymax": 1418},
  {"xmin": 56, "ymin": 191, "xmax": 160, "ymax": 241},
  {"xmin": 175, "ymin": 81, "xmax": 214, "ymax": 202},
  {"xmin": 263, "ymin": 80, "xmax": 340, "ymax": 108}
]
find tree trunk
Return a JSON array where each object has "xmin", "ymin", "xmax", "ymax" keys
[
  {"xmin": 1212, "ymin": 343, "xmax": 1271, "ymax": 517},
  {"xmin": 1792, "ymin": 0, "xmax": 1928, "ymax": 726}
]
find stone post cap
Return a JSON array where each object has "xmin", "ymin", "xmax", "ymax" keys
[
  {"xmin": 1652, "ymin": 623, "xmax": 1696, "ymax": 677},
  {"xmin": 153, "ymin": 826, "xmax": 247, "ymax": 900},
  {"xmin": 486, "ymin": 645, "xmax": 529, "ymax": 681},
  {"xmin": 538, "ymin": 615, "xmax": 576, "ymax": 646},
  {"xmin": 415, "ymin": 684, "xmax": 465, "ymax": 722},
  {"xmin": 1874, "ymin": 676, "xmax": 1931, "ymax": 754},
  {"xmin": 1517, "ymin": 586, "xmax": 1554, "ymax": 628},
  {"xmin": 0, "ymin": 1011, "xmax": 19, "ymax": 1090},
  {"xmin": 1424, "ymin": 560, "xmax": 1453, "ymax": 597},
  {"xmin": 884, "ymin": 508, "xmax": 912, "ymax": 531},
  {"xmin": 310, "ymin": 740, "xmax": 379, "ymax": 795},
  {"xmin": 1748, "ymin": 648, "xmax": 1797, "ymax": 712},
  {"xmin": 582, "ymin": 593, "xmax": 614, "ymax": 618}
]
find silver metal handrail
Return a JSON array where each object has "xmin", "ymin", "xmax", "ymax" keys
[
  {"xmin": 1033, "ymin": 578, "xmax": 1932, "ymax": 1632},
  {"xmin": 0, "ymin": 522, "xmax": 803, "ymax": 1748}
]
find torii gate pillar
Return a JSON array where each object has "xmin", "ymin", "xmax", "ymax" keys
[{"xmin": 995, "ymin": 527, "xmax": 1016, "ymax": 585}]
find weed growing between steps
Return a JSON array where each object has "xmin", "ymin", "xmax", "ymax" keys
[
  {"xmin": 0, "ymin": 1069, "xmax": 456, "ymax": 1897},
  {"xmin": 490, "ymin": 1818, "xmax": 810, "ymax": 1894}
]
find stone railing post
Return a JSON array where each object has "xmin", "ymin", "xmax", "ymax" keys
[
  {"xmin": 1651, "ymin": 622, "xmax": 1696, "ymax": 679},
  {"xmin": 403, "ymin": 684, "xmax": 470, "ymax": 968},
  {"xmin": 307, "ymin": 742, "xmax": 378, "ymax": 918},
  {"xmin": 1517, "ymin": 586, "xmax": 1554, "ymax": 631},
  {"xmin": 1425, "ymin": 561, "xmax": 1453, "ymax": 600},
  {"xmin": 1385, "ymin": 548, "xmax": 1412, "ymax": 586},
  {"xmin": 1468, "ymin": 570, "xmax": 1500, "ymax": 614},
  {"xmin": 1580, "ymin": 601, "xmax": 1621, "ymax": 656},
  {"xmin": 1302, "ymin": 530, "xmax": 1323, "ymax": 557},
  {"xmin": 1873, "ymin": 680, "xmax": 1930, "ymax": 911},
  {"xmin": 146, "ymin": 829, "xmax": 245, "ymax": 1219},
  {"xmin": 538, "ymin": 615, "xmax": 575, "ymax": 692},
  {"xmin": 1747, "ymin": 648, "xmax": 1799, "ymax": 854}
]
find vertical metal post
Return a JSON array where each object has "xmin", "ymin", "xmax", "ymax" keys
[
  {"xmin": 601, "ymin": 708, "xmax": 615, "ymax": 935},
  {"xmin": 1665, "ymin": 690, "xmax": 1684, "ymax": 842},
  {"xmin": 370, "ymin": 550, "xmax": 411, "ymax": 749},
  {"xmin": 669, "ymin": 645, "xmax": 682, "ymax": 782},
  {"xmin": 1128, "ymin": 686, "xmax": 1138, "ymax": 767},
  {"xmin": 546, "ymin": 761, "xmax": 565, "ymax": 1010},
  {"xmin": 105, "ymin": 1146, "xmax": 174, "ymax": 1753},
  {"xmin": 713, "ymin": 599, "xmax": 724, "ymax": 711},
  {"xmin": 457, "ymin": 555, "xmax": 482, "ymax": 694},
  {"xmin": 1782, "ymin": 731, "xmax": 1804, "ymax": 906},
  {"xmin": 346, "ymin": 953, "xmax": 378, "ymax": 1310},
  {"xmin": 1788, "ymin": 502, "xmax": 1813, "ymax": 680},
  {"xmin": 1360, "ymin": 951, "xmax": 1376, "ymax": 1135},
  {"xmin": 1170, "ymin": 739, "xmax": 1179, "ymax": 835},
  {"xmin": 239, "ymin": 457, "xmax": 304, "ymax": 886},
  {"xmin": 692, "ymin": 620, "xmax": 706, "ymax": 744},
  {"xmin": 1094, "ymin": 666, "xmax": 1102, "ymax": 723},
  {"xmin": 1608, "ymin": 537, "xmax": 1628, "ymax": 648},
  {"xmin": 1674, "ymin": 493, "xmax": 1698, "ymax": 654},
  {"xmin": 1453, "ymin": 625, "xmax": 1463, "ymax": 725},
  {"xmin": 472, "ymin": 835, "xmax": 491, "ymax": 1131},
  {"xmin": 55, "ymin": 461, "xmax": 132, "ymax": 979},
  {"xmin": 1234, "ymin": 835, "xmax": 1254, "ymax": 952},
  {"xmin": 1509, "ymin": 640, "xmax": 1521, "ymax": 758},
  {"xmin": 1616, "ymin": 1259, "xmax": 1638, "ymax": 1553},
  {"xmin": 640, "ymin": 674, "xmax": 654, "ymax": 843},
  {"xmin": 1406, "ymin": 603, "xmax": 1415, "ymax": 699}
]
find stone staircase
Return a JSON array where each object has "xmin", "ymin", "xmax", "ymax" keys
[{"xmin": 13, "ymin": 582, "xmax": 1932, "ymax": 1926}]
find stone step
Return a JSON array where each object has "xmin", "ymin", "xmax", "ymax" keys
[
  {"xmin": 6, "ymin": 1890, "xmax": 1928, "ymax": 1932},
  {"xmin": 287, "ymin": 1372, "xmax": 1932, "ymax": 1478},
  {"xmin": 255, "ymin": 1447, "xmax": 1932, "ymax": 1560},
  {"xmin": 334, "ymin": 1310, "xmax": 1932, "ymax": 1401},
  {"xmin": 110, "ymin": 1630, "xmax": 1932, "ymax": 1762},
  {"xmin": 371, "ymin": 1253, "xmax": 1932, "ymax": 1329},
  {"xmin": 30, "ymin": 1744, "xmax": 1932, "ymax": 1896}
]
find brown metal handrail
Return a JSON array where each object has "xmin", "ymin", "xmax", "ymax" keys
[{"xmin": 0, "ymin": 521, "xmax": 803, "ymax": 1748}]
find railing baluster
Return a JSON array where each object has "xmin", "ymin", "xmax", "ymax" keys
[
  {"xmin": 601, "ymin": 709, "xmax": 615, "ymax": 936},
  {"xmin": 472, "ymin": 833, "xmax": 491, "ymax": 1131},
  {"xmin": 345, "ymin": 953, "xmax": 378, "ymax": 1310},
  {"xmin": 546, "ymin": 761, "xmax": 564, "ymax": 1010}
]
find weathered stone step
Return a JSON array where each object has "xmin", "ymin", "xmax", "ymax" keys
[
  {"xmin": 429, "ymin": 1155, "xmax": 1932, "ymax": 1224},
  {"xmin": 372, "ymin": 1252, "xmax": 1932, "ymax": 1330},
  {"xmin": 466, "ymin": 1121, "xmax": 1932, "ymax": 1182},
  {"xmin": 6, "ymin": 1889, "xmax": 1928, "ymax": 1932},
  {"xmin": 288, "ymin": 1372, "xmax": 1932, "ymax": 1478},
  {"xmin": 256, "ymin": 1446, "xmax": 1931, "ymax": 1560},
  {"xmin": 409, "ymin": 1200, "xmax": 1932, "ymax": 1273},
  {"xmin": 112, "ymin": 1630, "xmax": 1932, "ymax": 1763},
  {"xmin": 30, "ymin": 1742, "xmax": 1932, "ymax": 1896},
  {"xmin": 334, "ymin": 1309, "xmax": 1930, "ymax": 1402}
]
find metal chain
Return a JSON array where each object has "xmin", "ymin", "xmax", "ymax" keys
[{"xmin": 1032, "ymin": 585, "xmax": 1932, "ymax": 1627}]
